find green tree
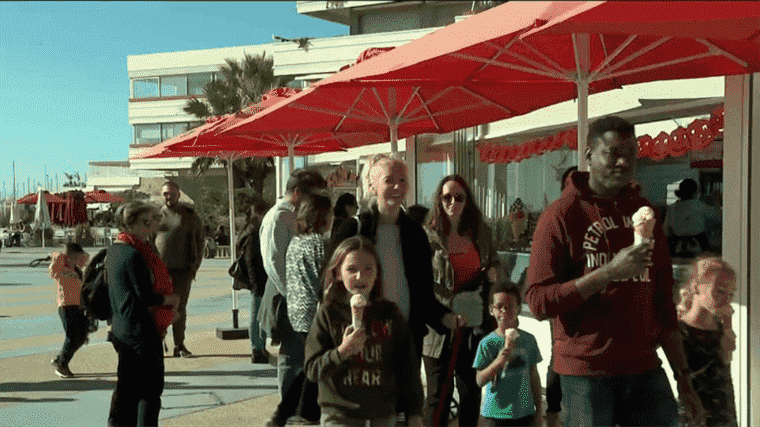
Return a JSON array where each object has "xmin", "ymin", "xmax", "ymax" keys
[{"xmin": 184, "ymin": 52, "xmax": 289, "ymax": 201}]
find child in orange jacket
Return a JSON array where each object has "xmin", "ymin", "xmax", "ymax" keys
[{"xmin": 49, "ymin": 243, "xmax": 89, "ymax": 378}]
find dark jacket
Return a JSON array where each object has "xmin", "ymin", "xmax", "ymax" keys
[
  {"xmin": 525, "ymin": 171, "xmax": 677, "ymax": 376},
  {"xmin": 155, "ymin": 204, "xmax": 204, "ymax": 273},
  {"xmin": 236, "ymin": 224, "xmax": 267, "ymax": 296},
  {"xmin": 326, "ymin": 205, "xmax": 451, "ymax": 353},
  {"xmin": 106, "ymin": 243, "xmax": 164, "ymax": 350},
  {"xmin": 304, "ymin": 299, "xmax": 423, "ymax": 420}
]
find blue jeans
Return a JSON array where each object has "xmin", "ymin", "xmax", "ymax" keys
[
  {"xmin": 250, "ymin": 291, "xmax": 266, "ymax": 351},
  {"xmin": 561, "ymin": 367, "xmax": 679, "ymax": 427},
  {"xmin": 271, "ymin": 312, "xmax": 319, "ymax": 423}
]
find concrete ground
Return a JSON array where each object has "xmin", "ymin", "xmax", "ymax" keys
[{"xmin": 0, "ymin": 246, "xmax": 566, "ymax": 426}]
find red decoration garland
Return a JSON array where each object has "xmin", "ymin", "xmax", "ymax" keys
[{"xmin": 479, "ymin": 107, "xmax": 724, "ymax": 164}]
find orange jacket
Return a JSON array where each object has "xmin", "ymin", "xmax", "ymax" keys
[{"xmin": 49, "ymin": 252, "xmax": 88, "ymax": 307}]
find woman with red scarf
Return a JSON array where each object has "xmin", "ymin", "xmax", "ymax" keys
[{"xmin": 107, "ymin": 201, "xmax": 178, "ymax": 427}]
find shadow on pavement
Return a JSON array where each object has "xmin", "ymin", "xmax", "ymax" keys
[
  {"xmin": 0, "ymin": 379, "xmax": 117, "ymax": 392},
  {"xmin": 184, "ymin": 354, "xmax": 251, "ymax": 358},
  {"xmin": 164, "ymin": 383, "xmax": 278, "ymax": 391},
  {"xmin": 0, "ymin": 396, "xmax": 77, "ymax": 403},
  {"xmin": 165, "ymin": 369, "xmax": 276, "ymax": 378}
]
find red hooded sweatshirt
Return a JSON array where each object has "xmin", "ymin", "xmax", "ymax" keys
[{"xmin": 526, "ymin": 171, "xmax": 678, "ymax": 376}]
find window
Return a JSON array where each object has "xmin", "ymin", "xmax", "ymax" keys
[
  {"xmin": 134, "ymin": 124, "xmax": 161, "ymax": 145},
  {"xmin": 133, "ymin": 78, "xmax": 159, "ymax": 98},
  {"xmin": 188, "ymin": 72, "xmax": 213, "ymax": 95},
  {"xmin": 435, "ymin": 4, "xmax": 469, "ymax": 27},
  {"xmin": 160, "ymin": 75, "xmax": 187, "ymax": 97},
  {"xmin": 134, "ymin": 123, "xmax": 199, "ymax": 145},
  {"xmin": 162, "ymin": 123, "xmax": 189, "ymax": 141},
  {"xmin": 360, "ymin": 9, "xmax": 420, "ymax": 34}
]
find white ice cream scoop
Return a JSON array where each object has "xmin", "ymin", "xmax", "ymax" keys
[
  {"xmin": 632, "ymin": 206, "xmax": 656, "ymax": 245},
  {"xmin": 501, "ymin": 328, "xmax": 520, "ymax": 377},
  {"xmin": 350, "ymin": 294, "xmax": 368, "ymax": 330}
]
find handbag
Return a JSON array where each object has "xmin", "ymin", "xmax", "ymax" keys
[
  {"xmin": 228, "ymin": 259, "xmax": 251, "ymax": 290},
  {"xmin": 229, "ymin": 233, "xmax": 253, "ymax": 290}
]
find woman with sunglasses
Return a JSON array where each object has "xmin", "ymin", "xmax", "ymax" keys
[
  {"xmin": 106, "ymin": 201, "xmax": 179, "ymax": 426},
  {"xmin": 423, "ymin": 174, "xmax": 501, "ymax": 427}
]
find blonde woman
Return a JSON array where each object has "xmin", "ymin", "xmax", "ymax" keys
[
  {"xmin": 326, "ymin": 154, "xmax": 461, "ymax": 421},
  {"xmin": 677, "ymin": 257, "xmax": 737, "ymax": 427}
]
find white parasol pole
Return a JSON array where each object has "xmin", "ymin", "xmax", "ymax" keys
[
  {"xmin": 577, "ymin": 79, "xmax": 589, "ymax": 171},
  {"xmin": 288, "ymin": 138, "xmax": 296, "ymax": 170},
  {"xmin": 390, "ymin": 122, "xmax": 398, "ymax": 155},
  {"xmin": 226, "ymin": 154, "xmax": 240, "ymax": 328},
  {"xmin": 575, "ymin": 33, "xmax": 591, "ymax": 172}
]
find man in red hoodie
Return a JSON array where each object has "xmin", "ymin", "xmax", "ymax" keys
[{"xmin": 526, "ymin": 116, "xmax": 705, "ymax": 426}]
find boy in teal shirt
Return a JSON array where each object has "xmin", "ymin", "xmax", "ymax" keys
[{"xmin": 473, "ymin": 283, "xmax": 543, "ymax": 427}]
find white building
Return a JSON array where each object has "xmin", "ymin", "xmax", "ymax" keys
[{"xmin": 122, "ymin": 1, "xmax": 476, "ymax": 201}]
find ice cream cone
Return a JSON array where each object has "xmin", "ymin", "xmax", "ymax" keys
[
  {"xmin": 350, "ymin": 294, "xmax": 367, "ymax": 330},
  {"xmin": 632, "ymin": 206, "xmax": 656, "ymax": 245}
]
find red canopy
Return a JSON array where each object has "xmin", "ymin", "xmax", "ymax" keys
[
  {"xmin": 222, "ymin": 19, "xmax": 591, "ymax": 153},
  {"xmin": 300, "ymin": 0, "xmax": 758, "ymax": 168},
  {"xmin": 135, "ymin": 87, "xmax": 384, "ymax": 163},
  {"xmin": 17, "ymin": 191, "xmax": 65, "ymax": 205},
  {"xmin": 84, "ymin": 190, "xmax": 125, "ymax": 204}
]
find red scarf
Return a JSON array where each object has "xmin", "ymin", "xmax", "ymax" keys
[{"xmin": 116, "ymin": 232, "xmax": 174, "ymax": 334}]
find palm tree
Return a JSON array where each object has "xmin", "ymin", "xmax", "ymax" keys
[{"xmin": 184, "ymin": 52, "xmax": 291, "ymax": 202}]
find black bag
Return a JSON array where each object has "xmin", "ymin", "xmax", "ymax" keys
[
  {"xmin": 81, "ymin": 249, "xmax": 111, "ymax": 323},
  {"xmin": 228, "ymin": 234, "xmax": 252, "ymax": 290},
  {"xmin": 229, "ymin": 259, "xmax": 250, "ymax": 290}
]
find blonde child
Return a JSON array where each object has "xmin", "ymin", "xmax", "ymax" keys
[
  {"xmin": 304, "ymin": 236, "xmax": 423, "ymax": 427},
  {"xmin": 49, "ymin": 243, "xmax": 90, "ymax": 378},
  {"xmin": 473, "ymin": 283, "xmax": 543, "ymax": 427},
  {"xmin": 677, "ymin": 256, "xmax": 737, "ymax": 427}
]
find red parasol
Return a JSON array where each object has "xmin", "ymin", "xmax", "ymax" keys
[
  {"xmin": 301, "ymin": 0, "xmax": 760, "ymax": 168},
  {"xmin": 84, "ymin": 190, "xmax": 125, "ymax": 204},
  {"xmin": 131, "ymin": 88, "xmax": 380, "ymax": 329},
  {"xmin": 221, "ymin": 3, "xmax": 591, "ymax": 154},
  {"xmin": 137, "ymin": 88, "xmax": 383, "ymax": 167},
  {"xmin": 17, "ymin": 191, "xmax": 65, "ymax": 205}
]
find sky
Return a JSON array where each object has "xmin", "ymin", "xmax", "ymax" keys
[{"xmin": 0, "ymin": 2, "xmax": 348, "ymax": 199}]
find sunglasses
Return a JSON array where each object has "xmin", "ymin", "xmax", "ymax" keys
[{"xmin": 441, "ymin": 193, "xmax": 465, "ymax": 203}]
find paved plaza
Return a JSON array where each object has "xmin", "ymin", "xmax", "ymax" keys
[
  {"xmin": 0, "ymin": 247, "xmax": 279, "ymax": 427},
  {"xmin": 0, "ymin": 246, "xmax": 570, "ymax": 426}
]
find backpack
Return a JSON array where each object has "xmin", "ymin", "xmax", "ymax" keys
[{"xmin": 81, "ymin": 248, "xmax": 111, "ymax": 323}]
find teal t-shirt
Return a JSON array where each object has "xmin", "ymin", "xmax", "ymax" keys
[{"xmin": 473, "ymin": 329, "xmax": 542, "ymax": 420}]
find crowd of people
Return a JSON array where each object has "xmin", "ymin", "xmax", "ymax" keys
[{"xmin": 46, "ymin": 116, "xmax": 737, "ymax": 427}]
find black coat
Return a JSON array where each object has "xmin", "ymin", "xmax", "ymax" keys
[
  {"xmin": 236, "ymin": 224, "xmax": 268, "ymax": 297},
  {"xmin": 326, "ymin": 205, "xmax": 451, "ymax": 353},
  {"xmin": 105, "ymin": 243, "xmax": 164, "ymax": 350}
]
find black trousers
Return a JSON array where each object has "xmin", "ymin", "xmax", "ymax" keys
[
  {"xmin": 168, "ymin": 269, "xmax": 194, "ymax": 347},
  {"xmin": 57, "ymin": 306, "xmax": 88, "ymax": 366},
  {"xmin": 108, "ymin": 337, "xmax": 165, "ymax": 427},
  {"xmin": 423, "ymin": 328, "xmax": 481, "ymax": 427}
]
